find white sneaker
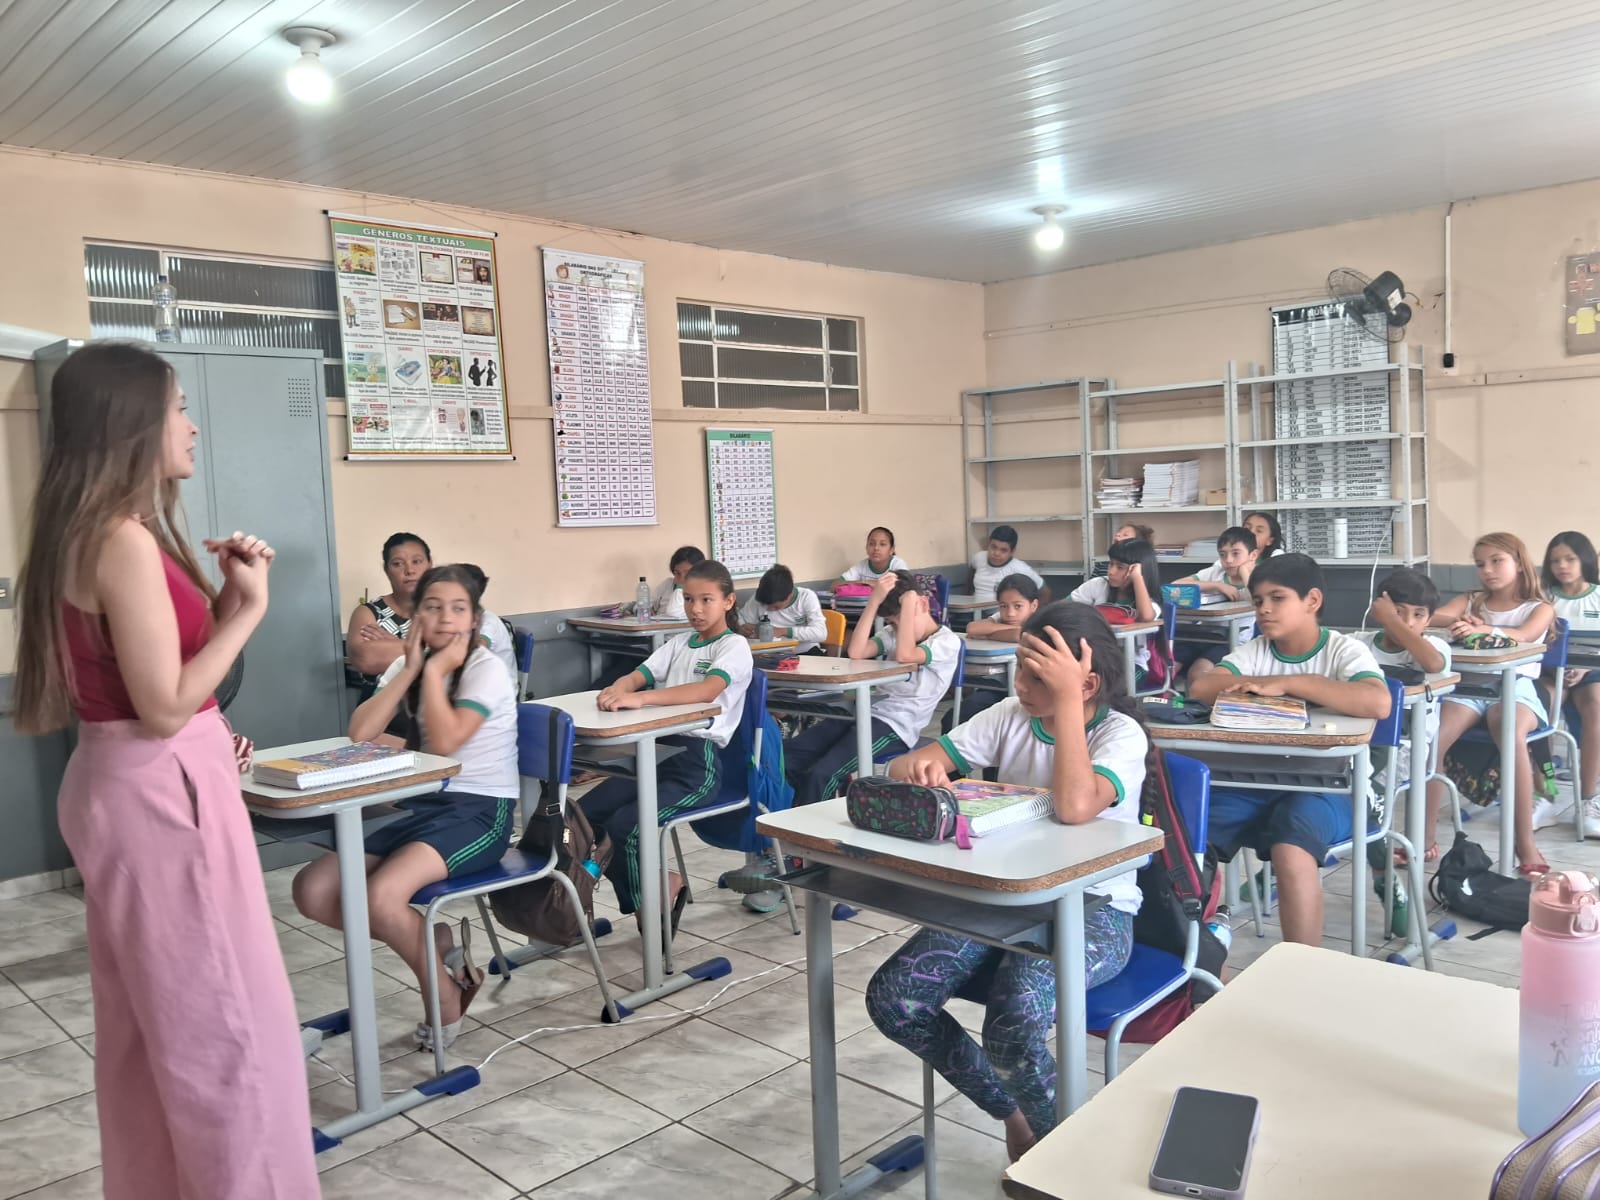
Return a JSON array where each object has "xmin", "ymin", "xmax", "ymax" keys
[
  {"xmin": 1583, "ymin": 796, "xmax": 1600, "ymax": 838},
  {"xmin": 1532, "ymin": 797, "xmax": 1562, "ymax": 831}
]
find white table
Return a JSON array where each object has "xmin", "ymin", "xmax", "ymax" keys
[
  {"xmin": 567, "ymin": 615, "xmax": 690, "ymax": 680},
  {"xmin": 1114, "ymin": 619, "xmax": 1160, "ymax": 688},
  {"xmin": 758, "ymin": 799, "xmax": 1162, "ymax": 1200},
  {"xmin": 1149, "ymin": 712, "xmax": 1378, "ymax": 953},
  {"xmin": 1449, "ymin": 641, "xmax": 1549, "ymax": 876},
  {"xmin": 539, "ymin": 691, "xmax": 726, "ymax": 1015},
  {"xmin": 1175, "ymin": 599, "xmax": 1255, "ymax": 649},
  {"xmin": 1003, "ymin": 942, "xmax": 1521, "ymax": 1200},
  {"xmin": 762, "ymin": 656, "xmax": 917, "ymax": 771},
  {"xmin": 958, "ymin": 632, "xmax": 1018, "ymax": 696},
  {"xmin": 243, "ymin": 739, "xmax": 463, "ymax": 1148}
]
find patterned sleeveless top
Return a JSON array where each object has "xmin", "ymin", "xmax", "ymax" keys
[{"xmin": 365, "ymin": 596, "xmax": 410, "ymax": 639}]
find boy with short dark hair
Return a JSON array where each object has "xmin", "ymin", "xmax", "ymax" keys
[
  {"xmin": 1188, "ymin": 553, "xmax": 1392, "ymax": 946},
  {"xmin": 968, "ymin": 524, "xmax": 1049, "ymax": 602},
  {"xmin": 737, "ymin": 563, "xmax": 828, "ymax": 653},
  {"xmin": 1175, "ymin": 526, "xmax": 1263, "ymax": 684}
]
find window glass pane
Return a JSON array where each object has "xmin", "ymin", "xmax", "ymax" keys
[
  {"xmin": 677, "ymin": 302, "xmax": 713, "ymax": 340},
  {"xmin": 826, "ymin": 317, "xmax": 858, "ymax": 353},
  {"xmin": 88, "ymin": 299, "xmax": 160, "ymax": 341},
  {"xmin": 85, "ymin": 244, "xmax": 161, "ymax": 301},
  {"xmin": 718, "ymin": 346, "xmax": 824, "ymax": 383},
  {"xmin": 324, "ymin": 363, "xmax": 345, "ymax": 400},
  {"xmin": 679, "ymin": 342, "xmax": 713, "ymax": 378},
  {"xmin": 829, "ymin": 387, "xmax": 860, "ymax": 412},
  {"xmin": 166, "ymin": 254, "xmax": 336, "ymax": 310},
  {"xmin": 682, "ymin": 380, "xmax": 715, "ymax": 407},
  {"xmin": 718, "ymin": 382, "xmax": 826, "ymax": 410},
  {"xmin": 177, "ymin": 308, "xmax": 344, "ymax": 358},
  {"xmin": 713, "ymin": 308, "xmax": 823, "ymax": 349},
  {"xmin": 829, "ymin": 354, "xmax": 859, "ymax": 386}
]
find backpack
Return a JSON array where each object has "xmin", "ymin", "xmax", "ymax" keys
[
  {"xmin": 911, "ymin": 572, "xmax": 948, "ymax": 627},
  {"xmin": 684, "ymin": 692, "xmax": 796, "ymax": 854},
  {"xmin": 1444, "ymin": 737, "xmax": 1559, "ymax": 807},
  {"xmin": 1091, "ymin": 747, "xmax": 1228, "ymax": 1044},
  {"xmin": 489, "ymin": 796, "xmax": 612, "ymax": 948},
  {"xmin": 1428, "ymin": 830, "xmax": 1531, "ymax": 931}
]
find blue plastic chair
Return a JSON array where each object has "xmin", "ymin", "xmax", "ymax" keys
[
  {"xmin": 1459, "ymin": 618, "xmax": 1583, "ymax": 840},
  {"xmin": 512, "ymin": 628, "xmax": 535, "ymax": 700},
  {"xmin": 933, "ymin": 575, "xmax": 952, "ymax": 626},
  {"xmin": 409, "ymin": 704, "xmax": 619, "ymax": 1073},
  {"xmin": 873, "ymin": 640, "xmax": 967, "ymax": 764}
]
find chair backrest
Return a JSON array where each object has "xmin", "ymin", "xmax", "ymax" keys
[
  {"xmin": 1161, "ymin": 600, "xmax": 1178, "ymax": 648},
  {"xmin": 1162, "ymin": 750, "xmax": 1211, "ymax": 863},
  {"xmin": 952, "ymin": 638, "xmax": 967, "ymax": 690},
  {"xmin": 513, "ymin": 628, "xmax": 535, "ymax": 674},
  {"xmin": 1544, "ymin": 618, "xmax": 1571, "ymax": 670},
  {"xmin": 1371, "ymin": 677, "xmax": 1407, "ymax": 749},
  {"xmin": 517, "ymin": 703, "xmax": 575, "ymax": 800},
  {"xmin": 715, "ymin": 669, "xmax": 769, "ymax": 806},
  {"xmin": 934, "ymin": 574, "xmax": 951, "ymax": 621},
  {"xmin": 822, "ymin": 608, "xmax": 847, "ymax": 656}
]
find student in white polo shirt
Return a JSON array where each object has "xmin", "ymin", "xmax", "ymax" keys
[
  {"xmin": 967, "ymin": 524, "xmax": 1048, "ymax": 601},
  {"xmin": 737, "ymin": 563, "xmax": 828, "ymax": 652}
]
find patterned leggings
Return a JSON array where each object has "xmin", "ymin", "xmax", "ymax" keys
[{"xmin": 864, "ymin": 906, "xmax": 1134, "ymax": 1139}]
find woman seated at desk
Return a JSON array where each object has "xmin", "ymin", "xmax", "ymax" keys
[{"xmin": 347, "ymin": 531, "xmax": 433, "ymax": 699}]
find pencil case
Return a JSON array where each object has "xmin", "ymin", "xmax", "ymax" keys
[
  {"xmin": 1162, "ymin": 583, "xmax": 1203, "ymax": 610},
  {"xmin": 846, "ymin": 776, "xmax": 969, "ymax": 847},
  {"xmin": 1491, "ymin": 1080, "xmax": 1600, "ymax": 1199},
  {"xmin": 833, "ymin": 583, "xmax": 873, "ymax": 598}
]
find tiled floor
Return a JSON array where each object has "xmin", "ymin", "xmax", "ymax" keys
[{"xmin": 2, "ymin": 791, "xmax": 1590, "ymax": 1199}]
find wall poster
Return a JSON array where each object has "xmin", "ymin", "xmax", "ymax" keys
[
  {"xmin": 1567, "ymin": 253, "xmax": 1600, "ymax": 355},
  {"xmin": 544, "ymin": 248, "xmax": 656, "ymax": 526},
  {"xmin": 328, "ymin": 212, "xmax": 511, "ymax": 459},
  {"xmin": 705, "ymin": 428, "xmax": 777, "ymax": 578}
]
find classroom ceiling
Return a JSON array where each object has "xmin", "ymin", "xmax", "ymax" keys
[{"xmin": 4, "ymin": 0, "xmax": 1600, "ymax": 283}]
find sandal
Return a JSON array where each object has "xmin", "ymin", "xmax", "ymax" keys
[
  {"xmin": 414, "ymin": 919, "xmax": 484, "ymax": 1052},
  {"xmin": 1519, "ymin": 863, "xmax": 1552, "ymax": 880}
]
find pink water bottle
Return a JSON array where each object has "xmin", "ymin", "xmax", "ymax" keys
[{"xmin": 1519, "ymin": 870, "xmax": 1600, "ymax": 1134}]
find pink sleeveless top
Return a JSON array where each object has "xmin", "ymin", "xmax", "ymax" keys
[{"xmin": 62, "ymin": 552, "xmax": 218, "ymax": 722}]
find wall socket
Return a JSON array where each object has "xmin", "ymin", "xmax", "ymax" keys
[{"xmin": 0, "ymin": 578, "xmax": 11, "ymax": 609}]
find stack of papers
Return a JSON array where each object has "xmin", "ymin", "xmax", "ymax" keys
[
  {"xmin": 1212, "ymin": 694, "xmax": 1310, "ymax": 731},
  {"xmin": 1155, "ymin": 544, "xmax": 1188, "ymax": 559},
  {"xmin": 1141, "ymin": 460, "xmax": 1200, "ymax": 507},
  {"xmin": 1186, "ymin": 538, "xmax": 1218, "ymax": 559},
  {"xmin": 1096, "ymin": 476, "xmax": 1140, "ymax": 510}
]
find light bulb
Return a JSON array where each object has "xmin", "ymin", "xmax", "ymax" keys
[
  {"xmin": 1034, "ymin": 219, "xmax": 1065, "ymax": 252},
  {"xmin": 286, "ymin": 51, "xmax": 333, "ymax": 104}
]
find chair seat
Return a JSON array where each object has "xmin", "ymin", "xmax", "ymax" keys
[
  {"xmin": 409, "ymin": 846, "xmax": 553, "ymax": 905},
  {"xmin": 1084, "ymin": 944, "xmax": 1187, "ymax": 1027},
  {"xmin": 873, "ymin": 737, "xmax": 936, "ymax": 765}
]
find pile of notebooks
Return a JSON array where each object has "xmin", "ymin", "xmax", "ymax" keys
[
  {"xmin": 1141, "ymin": 460, "xmax": 1200, "ymax": 507},
  {"xmin": 1211, "ymin": 694, "xmax": 1310, "ymax": 731},
  {"xmin": 1096, "ymin": 476, "xmax": 1140, "ymax": 510}
]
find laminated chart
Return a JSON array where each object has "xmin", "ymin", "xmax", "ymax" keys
[
  {"xmin": 329, "ymin": 213, "xmax": 510, "ymax": 459},
  {"xmin": 705, "ymin": 428, "xmax": 777, "ymax": 578},
  {"xmin": 545, "ymin": 249, "xmax": 656, "ymax": 526}
]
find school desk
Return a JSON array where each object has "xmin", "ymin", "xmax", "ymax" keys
[
  {"xmin": 567, "ymin": 615, "xmax": 691, "ymax": 680},
  {"xmin": 1113, "ymin": 619, "xmax": 1160, "ymax": 686},
  {"xmin": 762, "ymin": 656, "xmax": 918, "ymax": 772},
  {"xmin": 1174, "ymin": 599, "xmax": 1256, "ymax": 649},
  {"xmin": 1149, "ymin": 712, "xmax": 1378, "ymax": 953},
  {"xmin": 1002, "ymin": 942, "xmax": 1520, "ymax": 1200},
  {"xmin": 538, "ymin": 690, "xmax": 725, "ymax": 1015},
  {"xmin": 756, "ymin": 798, "xmax": 1162, "ymax": 1200},
  {"xmin": 747, "ymin": 636, "xmax": 801, "ymax": 653},
  {"xmin": 1447, "ymin": 641, "xmax": 1549, "ymax": 877},
  {"xmin": 958, "ymin": 632, "xmax": 1017, "ymax": 695},
  {"xmin": 243, "ymin": 739, "xmax": 464, "ymax": 1148}
]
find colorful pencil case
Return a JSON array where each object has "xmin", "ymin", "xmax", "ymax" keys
[
  {"xmin": 846, "ymin": 776, "xmax": 971, "ymax": 847},
  {"xmin": 1162, "ymin": 583, "xmax": 1203, "ymax": 609},
  {"xmin": 833, "ymin": 583, "xmax": 874, "ymax": 598}
]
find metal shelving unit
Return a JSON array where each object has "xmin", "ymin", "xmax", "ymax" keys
[{"xmin": 961, "ymin": 378, "xmax": 1103, "ymax": 575}]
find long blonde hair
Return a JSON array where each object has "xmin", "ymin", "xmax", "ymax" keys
[
  {"xmin": 1470, "ymin": 531, "xmax": 1542, "ymax": 612},
  {"xmin": 14, "ymin": 342, "xmax": 215, "ymax": 734}
]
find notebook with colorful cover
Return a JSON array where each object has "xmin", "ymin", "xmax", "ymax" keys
[
  {"xmin": 252, "ymin": 742, "xmax": 416, "ymax": 790},
  {"xmin": 952, "ymin": 778, "xmax": 1056, "ymax": 836},
  {"xmin": 1211, "ymin": 693, "xmax": 1310, "ymax": 731}
]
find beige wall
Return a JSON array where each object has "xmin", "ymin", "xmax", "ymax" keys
[
  {"xmin": 0, "ymin": 147, "xmax": 985, "ymax": 672},
  {"xmin": 984, "ymin": 179, "xmax": 1600, "ymax": 567}
]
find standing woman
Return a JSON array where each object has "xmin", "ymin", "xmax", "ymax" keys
[{"xmin": 14, "ymin": 343, "xmax": 317, "ymax": 1197}]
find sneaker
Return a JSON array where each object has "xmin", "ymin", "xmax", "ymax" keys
[
  {"xmin": 742, "ymin": 888, "xmax": 783, "ymax": 914},
  {"xmin": 1583, "ymin": 796, "xmax": 1600, "ymax": 838},
  {"xmin": 1532, "ymin": 797, "xmax": 1562, "ymax": 831},
  {"xmin": 723, "ymin": 851, "xmax": 782, "ymax": 895}
]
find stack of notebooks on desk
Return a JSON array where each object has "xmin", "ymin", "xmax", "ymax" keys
[
  {"xmin": 252, "ymin": 742, "xmax": 415, "ymax": 790},
  {"xmin": 1211, "ymin": 694, "xmax": 1310, "ymax": 731},
  {"xmin": 954, "ymin": 779, "xmax": 1056, "ymax": 836}
]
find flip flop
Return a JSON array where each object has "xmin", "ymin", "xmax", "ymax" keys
[
  {"xmin": 1519, "ymin": 863, "xmax": 1552, "ymax": 879},
  {"xmin": 415, "ymin": 919, "xmax": 484, "ymax": 1053}
]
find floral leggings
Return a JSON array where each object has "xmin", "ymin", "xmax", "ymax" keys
[{"xmin": 864, "ymin": 906, "xmax": 1134, "ymax": 1139}]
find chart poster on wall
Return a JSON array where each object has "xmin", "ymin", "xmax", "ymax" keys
[
  {"xmin": 544, "ymin": 248, "xmax": 656, "ymax": 526},
  {"xmin": 705, "ymin": 428, "xmax": 777, "ymax": 577},
  {"xmin": 1567, "ymin": 254, "xmax": 1600, "ymax": 355},
  {"xmin": 328, "ymin": 212, "xmax": 511, "ymax": 460}
]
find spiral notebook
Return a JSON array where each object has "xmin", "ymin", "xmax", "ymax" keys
[
  {"xmin": 953, "ymin": 779, "xmax": 1055, "ymax": 836},
  {"xmin": 252, "ymin": 742, "xmax": 415, "ymax": 790}
]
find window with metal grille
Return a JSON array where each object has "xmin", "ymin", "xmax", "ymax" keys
[
  {"xmin": 677, "ymin": 302, "xmax": 861, "ymax": 412},
  {"xmin": 84, "ymin": 241, "xmax": 345, "ymax": 399}
]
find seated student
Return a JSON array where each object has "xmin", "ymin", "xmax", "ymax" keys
[
  {"xmin": 967, "ymin": 524, "xmax": 1048, "ymax": 602},
  {"xmin": 1243, "ymin": 511, "xmax": 1285, "ymax": 559},
  {"xmin": 1071, "ymin": 538, "xmax": 1160, "ymax": 688},
  {"xmin": 867, "ymin": 602, "xmax": 1145, "ymax": 1160},
  {"xmin": 1090, "ymin": 522, "xmax": 1155, "ymax": 578},
  {"xmin": 294, "ymin": 565, "xmax": 518, "ymax": 1051},
  {"xmin": 786, "ymin": 570, "xmax": 960, "ymax": 807},
  {"xmin": 460, "ymin": 563, "xmax": 518, "ymax": 684},
  {"xmin": 966, "ymin": 574, "xmax": 1041, "ymax": 645},
  {"xmin": 1429, "ymin": 531, "xmax": 1555, "ymax": 872},
  {"xmin": 651, "ymin": 545, "xmax": 706, "ymax": 621},
  {"xmin": 1188, "ymin": 553, "xmax": 1391, "ymax": 947},
  {"xmin": 737, "ymin": 563, "xmax": 827, "ymax": 652},
  {"xmin": 834, "ymin": 526, "xmax": 909, "ymax": 587},
  {"xmin": 1173, "ymin": 526, "xmax": 1261, "ymax": 685},
  {"xmin": 1543, "ymin": 531, "xmax": 1600, "ymax": 826},
  {"xmin": 582, "ymin": 559, "xmax": 751, "ymax": 928}
]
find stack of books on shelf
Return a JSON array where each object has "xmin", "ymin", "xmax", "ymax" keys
[
  {"xmin": 1186, "ymin": 538, "xmax": 1219, "ymax": 560},
  {"xmin": 1141, "ymin": 460, "xmax": 1200, "ymax": 507},
  {"xmin": 1155, "ymin": 544, "xmax": 1188, "ymax": 560},
  {"xmin": 1096, "ymin": 476, "xmax": 1140, "ymax": 510}
]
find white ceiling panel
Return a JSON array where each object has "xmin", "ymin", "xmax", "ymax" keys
[{"xmin": 4, "ymin": 0, "xmax": 1600, "ymax": 281}]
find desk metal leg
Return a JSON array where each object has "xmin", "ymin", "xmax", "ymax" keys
[
  {"xmin": 1350, "ymin": 746, "xmax": 1371, "ymax": 956},
  {"xmin": 853, "ymin": 685, "xmax": 874, "ymax": 776},
  {"xmin": 1394, "ymin": 701, "xmax": 1445, "ymax": 969},
  {"xmin": 1122, "ymin": 635, "xmax": 1137, "ymax": 689},
  {"xmin": 807, "ymin": 888, "xmax": 843, "ymax": 1196},
  {"xmin": 1055, "ymin": 890, "xmax": 1088, "ymax": 1119},
  {"xmin": 1498, "ymin": 666, "xmax": 1518, "ymax": 877},
  {"xmin": 1229, "ymin": 619, "xmax": 1247, "ymax": 650},
  {"xmin": 1005, "ymin": 659, "xmax": 1017, "ymax": 698}
]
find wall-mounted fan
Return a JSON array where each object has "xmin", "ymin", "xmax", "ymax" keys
[{"xmin": 1326, "ymin": 268, "xmax": 1412, "ymax": 343}]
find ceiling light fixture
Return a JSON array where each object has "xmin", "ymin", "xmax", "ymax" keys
[
  {"xmin": 283, "ymin": 27, "xmax": 337, "ymax": 105},
  {"xmin": 1032, "ymin": 205, "xmax": 1067, "ymax": 252}
]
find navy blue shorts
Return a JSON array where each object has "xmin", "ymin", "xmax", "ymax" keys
[
  {"xmin": 1569, "ymin": 669, "xmax": 1600, "ymax": 693},
  {"xmin": 1174, "ymin": 640, "xmax": 1228, "ymax": 669},
  {"xmin": 364, "ymin": 790, "xmax": 515, "ymax": 878},
  {"xmin": 1208, "ymin": 787, "xmax": 1358, "ymax": 865}
]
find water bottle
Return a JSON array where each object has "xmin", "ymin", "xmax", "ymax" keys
[
  {"xmin": 635, "ymin": 576, "xmax": 652, "ymax": 624},
  {"xmin": 151, "ymin": 274, "xmax": 179, "ymax": 343},
  {"xmin": 1206, "ymin": 904, "xmax": 1234, "ymax": 953},
  {"xmin": 580, "ymin": 855, "xmax": 602, "ymax": 881},
  {"xmin": 1519, "ymin": 870, "xmax": 1600, "ymax": 1134},
  {"xmin": 758, "ymin": 616, "xmax": 774, "ymax": 642}
]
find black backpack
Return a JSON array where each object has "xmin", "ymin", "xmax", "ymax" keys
[{"xmin": 1428, "ymin": 830, "xmax": 1531, "ymax": 930}]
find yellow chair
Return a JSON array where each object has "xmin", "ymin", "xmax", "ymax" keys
[{"xmin": 822, "ymin": 608, "xmax": 847, "ymax": 656}]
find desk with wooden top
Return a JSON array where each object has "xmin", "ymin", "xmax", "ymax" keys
[
  {"xmin": 762, "ymin": 656, "xmax": 917, "ymax": 772},
  {"xmin": 1176, "ymin": 599, "xmax": 1256, "ymax": 649},
  {"xmin": 243, "ymin": 740, "xmax": 462, "ymax": 1148},
  {"xmin": 567, "ymin": 615, "xmax": 691, "ymax": 680},
  {"xmin": 758, "ymin": 798, "xmax": 1163, "ymax": 1200},
  {"xmin": 1003, "ymin": 942, "xmax": 1521, "ymax": 1200},
  {"xmin": 1449, "ymin": 641, "xmax": 1549, "ymax": 876}
]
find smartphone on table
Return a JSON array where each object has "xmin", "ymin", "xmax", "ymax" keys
[{"xmin": 1148, "ymin": 1086, "xmax": 1260, "ymax": 1200}]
